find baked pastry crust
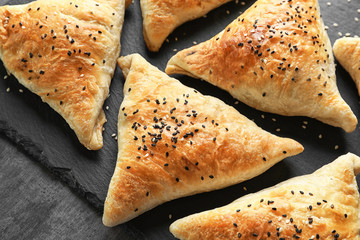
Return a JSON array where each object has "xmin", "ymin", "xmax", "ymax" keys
[
  {"xmin": 334, "ymin": 37, "xmax": 360, "ymax": 95},
  {"xmin": 0, "ymin": 0, "xmax": 125, "ymax": 150},
  {"xmin": 125, "ymin": 0, "xmax": 132, "ymax": 8},
  {"xmin": 166, "ymin": 0, "xmax": 357, "ymax": 132},
  {"xmin": 170, "ymin": 153, "xmax": 360, "ymax": 240},
  {"xmin": 102, "ymin": 53, "xmax": 303, "ymax": 226},
  {"xmin": 140, "ymin": 0, "xmax": 232, "ymax": 51}
]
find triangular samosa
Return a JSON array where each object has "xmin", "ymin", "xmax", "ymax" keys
[
  {"xmin": 334, "ymin": 37, "xmax": 360, "ymax": 95},
  {"xmin": 170, "ymin": 153, "xmax": 360, "ymax": 240},
  {"xmin": 140, "ymin": 0, "xmax": 232, "ymax": 51},
  {"xmin": 166, "ymin": 0, "xmax": 357, "ymax": 132},
  {"xmin": 0, "ymin": 0, "xmax": 126, "ymax": 150},
  {"xmin": 102, "ymin": 54, "xmax": 303, "ymax": 226}
]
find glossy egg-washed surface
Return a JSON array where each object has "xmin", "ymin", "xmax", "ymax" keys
[
  {"xmin": 334, "ymin": 38, "xmax": 360, "ymax": 96},
  {"xmin": 166, "ymin": 0, "xmax": 357, "ymax": 132},
  {"xmin": 102, "ymin": 54, "xmax": 303, "ymax": 226},
  {"xmin": 0, "ymin": 0, "xmax": 359, "ymax": 239},
  {"xmin": 0, "ymin": 0, "xmax": 124, "ymax": 150},
  {"xmin": 141, "ymin": 0, "xmax": 232, "ymax": 51},
  {"xmin": 170, "ymin": 154, "xmax": 360, "ymax": 239}
]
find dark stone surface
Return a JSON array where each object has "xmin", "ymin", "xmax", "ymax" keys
[{"xmin": 0, "ymin": 0, "xmax": 360, "ymax": 239}]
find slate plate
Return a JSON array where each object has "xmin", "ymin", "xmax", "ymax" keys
[{"xmin": 0, "ymin": 0, "xmax": 359, "ymax": 239}]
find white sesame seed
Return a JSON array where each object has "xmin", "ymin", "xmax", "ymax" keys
[
  {"xmin": 234, "ymin": 101, "xmax": 239, "ymax": 105},
  {"xmin": 338, "ymin": 32, "xmax": 343, "ymax": 37},
  {"xmin": 226, "ymin": 10, "xmax": 230, "ymax": 15},
  {"xmin": 243, "ymin": 186, "xmax": 247, "ymax": 191},
  {"xmin": 355, "ymin": 17, "xmax": 359, "ymax": 22},
  {"xmin": 326, "ymin": 2, "xmax": 331, "ymax": 6},
  {"xmin": 357, "ymin": 9, "xmax": 360, "ymax": 14},
  {"xmin": 334, "ymin": 145, "xmax": 339, "ymax": 150},
  {"xmin": 6, "ymin": 87, "xmax": 10, "ymax": 92},
  {"xmin": 276, "ymin": 128, "xmax": 281, "ymax": 132},
  {"xmin": 261, "ymin": 114, "xmax": 265, "ymax": 119},
  {"xmin": 19, "ymin": 89, "xmax": 23, "ymax": 93},
  {"xmin": 4, "ymin": 75, "xmax": 8, "ymax": 79},
  {"xmin": 318, "ymin": 134, "xmax": 323, "ymax": 139},
  {"xmin": 345, "ymin": 33, "xmax": 351, "ymax": 37},
  {"xmin": 272, "ymin": 118, "xmax": 277, "ymax": 122},
  {"xmin": 241, "ymin": 1, "xmax": 245, "ymax": 6},
  {"xmin": 114, "ymin": 136, "xmax": 117, "ymax": 140},
  {"xmin": 333, "ymin": 23, "xmax": 338, "ymax": 27},
  {"xmin": 324, "ymin": 26, "xmax": 329, "ymax": 30},
  {"xmin": 169, "ymin": 214, "xmax": 172, "ymax": 219},
  {"xmin": 193, "ymin": 41, "xmax": 197, "ymax": 45},
  {"xmin": 173, "ymin": 49, "xmax": 177, "ymax": 52},
  {"xmin": 174, "ymin": 37, "xmax": 178, "ymax": 41},
  {"xmin": 102, "ymin": 127, "xmax": 105, "ymax": 131},
  {"xmin": 80, "ymin": 74, "xmax": 84, "ymax": 77},
  {"xmin": 105, "ymin": 106, "xmax": 109, "ymax": 110},
  {"xmin": 302, "ymin": 125, "xmax": 306, "ymax": 129},
  {"xmin": 303, "ymin": 121, "xmax": 308, "ymax": 125},
  {"xmin": 111, "ymin": 133, "xmax": 116, "ymax": 137},
  {"xmin": 165, "ymin": 39, "xmax": 169, "ymax": 43}
]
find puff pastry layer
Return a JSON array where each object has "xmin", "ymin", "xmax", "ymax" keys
[
  {"xmin": 102, "ymin": 54, "xmax": 303, "ymax": 226},
  {"xmin": 140, "ymin": 0, "xmax": 232, "ymax": 51},
  {"xmin": 0, "ymin": 0, "xmax": 125, "ymax": 150},
  {"xmin": 166, "ymin": 0, "xmax": 357, "ymax": 132},
  {"xmin": 334, "ymin": 37, "xmax": 360, "ymax": 95},
  {"xmin": 170, "ymin": 153, "xmax": 360, "ymax": 240}
]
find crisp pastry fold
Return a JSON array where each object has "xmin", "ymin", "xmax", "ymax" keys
[
  {"xmin": 170, "ymin": 153, "xmax": 360, "ymax": 240},
  {"xmin": 140, "ymin": 0, "xmax": 232, "ymax": 51},
  {"xmin": 166, "ymin": 0, "xmax": 357, "ymax": 132},
  {"xmin": 102, "ymin": 53, "xmax": 304, "ymax": 226},
  {"xmin": 334, "ymin": 37, "xmax": 360, "ymax": 95},
  {"xmin": 0, "ymin": 0, "xmax": 126, "ymax": 150}
]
